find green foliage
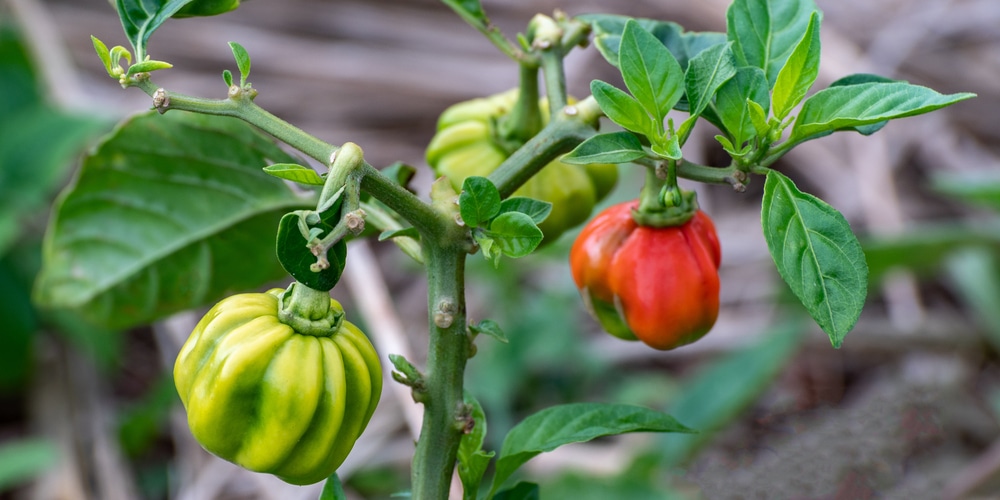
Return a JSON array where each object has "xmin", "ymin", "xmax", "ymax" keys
[
  {"xmin": 0, "ymin": 438, "xmax": 58, "ymax": 490},
  {"xmin": 761, "ymin": 172, "xmax": 867, "ymax": 347},
  {"xmin": 275, "ymin": 211, "xmax": 348, "ymax": 292},
  {"xmin": 493, "ymin": 482, "xmax": 540, "ymax": 500},
  {"xmin": 35, "ymin": 111, "xmax": 310, "ymax": 330},
  {"xmin": 714, "ymin": 67, "xmax": 769, "ymax": 150},
  {"xmin": 263, "ymin": 163, "xmax": 326, "ymax": 186},
  {"xmin": 469, "ymin": 319, "xmax": 508, "ymax": 344},
  {"xmin": 726, "ymin": 0, "xmax": 819, "ymax": 85},
  {"xmin": 771, "ymin": 12, "xmax": 821, "ymax": 120},
  {"xmin": 115, "ymin": 0, "xmax": 196, "ymax": 60},
  {"xmin": 228, "ymin": 41, "xmax": 251, "ymax": 87},
  {"xmin": 319, "ymin": 473, "xmax": 348, "ymax": 500},
  {"xmin": 458, "ymin": 394, "xmax": 494, "ymax": 500},
  {"xmin": 619, "ymin": 20, "xmax": 684, "ymax": 130},
  {"xmin": 117, "ymin": 376, "xmax": 178, "ymax": 457},
  {"xmin": 679, "ymin": 42, "xmax": 737, "ymax": 138},
  {"xmin": 562, "ymin": 132, "xmax": 646, "ymax": 165},
  {"xmin": 458, "ymin": 177, "xmax": 548, "ymax": 266}
]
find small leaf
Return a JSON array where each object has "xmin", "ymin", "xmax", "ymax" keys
[
  {"xmin": 91, "ymin": 36, "xmax": 113, "ymax": 77},
  {"xmin": 714, "ymin": 67, "xmax": 770, "ymax": 147},
  {"xmin": 590, "ymin": 80, "xmax": 654, "ymax": 137},
  {"xmin": 747, "ymin": 98, "xmax": 769, "ymax": 136},
  {"xmin": 619, "ymin": 20, "xmax": 684, "ymax": 126},
  {"xmin": 263, "ymin": 163, "xmax": 325, "ymax": 185},
  {"xmin": 563, "ymin": 132, "xmax": 646, "ymax": 165},
  {"xmin": 771, "ymin": 12, "xmax": 821, "ymax": 120},
  {"xmin": 441, "ymin": 0, "xmax": 487, "ymax": 28},
  {"xmin": 126, "ymin": 59, "xmax": 173, "ymax": 76},
  {"xmin": 726, "ymin": 0, "xmax": 820, "ymax": 85},
  {"xmin": 115, "ymin": 0, "xmax": 195, "ymax": 61},
  {"xmin": 458, "ymin": 393, "xmax": 494, "ymax": 500},
  {"xmin": 493, "ymin": 482, "xmax": 540, "ymax": 500},
  {"xmin": 319, "ymin": 473, "xmax": 348, "ymax": 500},
  {"xmin": 459, "ymin": 176, "xmax": 501, "ymax": 229},
  {"xmin": 0, "ymin": 438, "xmax": 58, "ymax": 490},
  {"xmin": 489, "ymin": 403, "xmax": 694, "ymax": 495},
  {"xmin": 498, "ymin": 197, "xmax": 551, "ymax": 225},
  {"xmin": 485, "ymin": 212, "xmax": 543, "ymax": 258},
  {"xmin": 469, "ymin": 319, "xmax": 508, "ymax": 343},
  {"xmin": 275, "ymin": 212, "xmax": 347, "ymax": 292},
  {"xmin": 222, "ymin": 69, "xmax": 233, "ymax": 87},
  {"xmin": 651, "ymin": 135, "xmax": 682, "ymax": 160},
  {"xmin": 791, "ymin": 82, "xmax": 975, "ymax": 142},
  {"xmin": 761, "ymin": 171, "xmax": 868, "ymax": 347},
  {"xmin": 110, "ymin": 45, "xmax": 132, "ymax": 68},
  {"xmin": 228, "ymin": 41, "xmax": 250, "ymax": 86},
  {"xmin": 682, "ymin": 42, "xmax": 737, "ymax": 134}
]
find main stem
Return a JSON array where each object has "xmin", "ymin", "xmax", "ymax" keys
[{"xmin": 411, "ymin": 242, "xmax": 469, "ymax": 500}]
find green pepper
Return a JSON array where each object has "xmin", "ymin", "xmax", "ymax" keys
[
  {"xmin": 426, "ymin": 89, "xmax": 618, "ymax": 242},
  {"xmin": 173, "ymin": 288, "xmax": 382, "ymax": 485}
]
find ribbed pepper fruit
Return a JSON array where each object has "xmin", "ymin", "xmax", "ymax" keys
[
  {"xmin": 426, "ymin": 89, "xmax": 618, "ymax": 242},
  {"xmin": 173, "ymin": 0, "xmax": 241, "ymax": 18},
  {"xmin": 570, "ymin": 201, "xmax": 721, "ymax": 350},
  {"xmin": 173, "ymin": 288, "xmax": 382, "ymax": 485}
]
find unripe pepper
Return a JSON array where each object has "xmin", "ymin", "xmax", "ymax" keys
[
  {"xmin": 173, "ymin": 287, "xmax": 382, "ymax": 485},
  {"xmin": 570, "ymin": 201, "xmax": 721, "ymax": 350},
  {"xmin": 426, "ymin": 89, "xmax": 618, "ymax": 242}
]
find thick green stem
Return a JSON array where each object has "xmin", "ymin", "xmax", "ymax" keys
[
  {"xmin": 411, "ymin": 242, "xmax": 469, "ymax": 500},
  {"xmin": 638, "ymin": 165, "xmax": 666, "ymax": 213},
  {"xmin": 539, "ymin": 49, "xmax": 568, "ymax": 117},
  {"xmin": 495, "ymin": 64, "xmax": 543, "ymax": 149},
  {"xmin": 488, "ymin": 116, "xmax": 596, "ymax": 198}
]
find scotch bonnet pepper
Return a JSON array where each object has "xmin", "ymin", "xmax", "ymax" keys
[
  {"xmin": 570, "ymin": 201, "xmax": 721, "ymax": 350},
  {"xmin": 173, "ymin": 288, "xmax": 382, "ymax": 485},
  {"xmin": 426, "ymin": 89, "xmax": 618, "ymax": 242}
]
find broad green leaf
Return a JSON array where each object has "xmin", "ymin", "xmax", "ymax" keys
[
  {"xmin": 580, "ymin": 14, "xmax": 726, "ymax": 74},
  {"xmin": 115, "ymin": 0, "xmax": 196, "ymax": 60},
  {"xmin": 319, "ymin": 473, "xmax": 348, "ymax": 500},
  {"xmin": 661, "ymin": 324, "xmax": 802, "ymax": 465},
  {"xmin": 493, "ymin": 482, "xmax": 540, "ymax": 500},
  {"xmin": 469, "ymin": 318, "xmax": 508, "ymax": 343},
  {"xmin": 679, "ymin": 42, "xmax": 737, "ymax": 139},
  {"xmin": 791, "ymin": 82, "xmax": 975, "ymax": 142},
  {"xmin": 771, "ymin": 12, "xmax": 821, "ymax": 120},
  {"xmin": 498, "ymin": 197, "xmax": 552, "ymax": 225},
  {"xmin": 863, "ymin": 221, "xmax": 1000, "ymax": 283},
  {"xmin": 275, "ymin": 212, "xmax": 347, "ymax": 292},
  {"xmin": 263, "ymin": 163, "xmax": 325, "ymax": 186},
  {"xmin": 726, "ymin": 0, "xmax": 818, "ymax": 85},
  {"xmin": 486, "ymin": 212, "xmax": 543, "ymax": 258},
  {"xmin": 761, "ymin": 171, "xmax": 867, "ymax": 347},
  {"xmin": 0, "ymin": 438, "xmax": 58, "ymax": 489},
  {"xmin": 563, "ymin": 132, "xmax": 646, "ymax": 165},
  {"xmin": 826, "ymin": 74, "xmax": 897, "ymax": 135},
  {"xmin": 590, "ymin": 80, "xmax": 654, "ymax": 137},
  {"xmin": 34, "ymin": 111, "xmax": 310, "ymax": 330},
  {"xmin": 490, "ymin": 403, "xmax": 694, "ymax": 495},
  {"xmin": 459, "ymin": 176, "xmax": 501, "ymax": 229},
  {"xmin": 458, "ymin": 393, "xmax": 494, "ymax": 500},
  {"xmin": 619, "ymin": 20, "xmax": 684, "ymax": 126},
  {"xmin": 714, "ymin": 67, "xmax": 769, "ymax": 147},
  {"xmin": 932, "ymin": 171, "xmax": 1000, "ymax": 212},
  {"xmin": 228, "ymin": 41, "xmax": 250, "ymax": 86}
]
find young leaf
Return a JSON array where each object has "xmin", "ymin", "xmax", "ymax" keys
[
  {"xmin": 497, "ymin": 197, "xmax": 552, "ymax": 225},
  {"xmin": 747, "ymin": 99, "xmax": 769, "ymax": 137},
  {"xmin": 34, "ymin": 111, "xmax": 310, "ymax": 330},
  {"xmin": 440, "ymin": 0, "xmax": 488, "ymax": 28},
  {"xmin": 469, "ymin": 319, "xmax": 508, "ymax": 343},
  {"xmin": 791, "ymin": 82, "xmax": 976, "ymax": 142},
  {"xmin": 91, "ymin": 36, "xmax": 113, "ymax": 77},
  {"xmin": 263, "ymin": 163, "xmax": 325, "ymax": 185},
  {"xmin": 679, "ymin": 42, "xmax": 737, "ymax": 139},
  {"xmin": 493, "ymin": 482, "xmax": 540, "ymax": 500},
  {"xmin": 228, "ymin": 41, "xmax": 250, "ymax": 86},
  {"xmin": 319, "ymin": 473, "xmax": 348, "ymax": 500},
  {"xmin": 125, "ymin": 59, "xmax": 173, "ymax": 76},
  {"xmin": 489, "ymin": 403, "xmax": 694, "ymax": 495},
  {"xmin": 714, "ymin": 67, "xmax": 770, "ymax": 147},
  {"xmin": 771, "ymin": 12, "xmax": 821, "ymax": 120},
  {"xmin": 761, "ymin": 171, "xmax": 868, "ymax": 347},
  {"xmin": 474, "ymin": 231, "xmax": 501, "ymax": 268},
  {"xmin": 619, "ymin": 20, "xmax": 684, "ymax": 126},
  {"xmin": 562, "ymin": 132, "xmax": 646, "ymax": 165},
  {"xmin": 222, "ymin": 69, "xmax": 233, "ymax": 87},
  {"xmin": 650, "ymin": 135, "xmax": 682, "ymax": 161},
  {"xmin": 726, "ymin": 0, "xmax": 819, "ymax": 85},
  {"xmin": 457, "ymin": 393, "xmax": 494, "ymax": 500},
  {"xmin": 590, "ymin": 80, "xmax": 654, "ymax": 137},
  {"xmin": 459, "ymin": 176, "xmax": 501, "ymax": 228},
  {"xmin": 115, "ymin": 0, "xmax": 195, "ymax": 61},
  {"xmin": 379, "ymin": 227, "xmax": 420, "ymax": 242},
  {"xmin": 485, "ymin": 212, "xmax": 543, "ymax": 258}
]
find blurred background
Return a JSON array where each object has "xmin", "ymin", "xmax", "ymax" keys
[{"xmin": 2, "ymin": 0, "xmax": 1000, "ymax": 498}]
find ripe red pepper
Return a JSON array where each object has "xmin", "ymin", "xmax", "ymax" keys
[{"xmin": 570, "ymin": 200, "xmax": 721, "ymax": 350}]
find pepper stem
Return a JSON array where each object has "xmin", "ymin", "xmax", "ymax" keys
[
  {"xmin": 277, "ymin": 281, "xmax": 343, "ymax": 336},
  {"xmin": 633, "ymin": 160, "xmax": 699, "ymax": 227}
]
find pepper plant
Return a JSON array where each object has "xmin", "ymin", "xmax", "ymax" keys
[{"xmin": 33, "ymin": 0, "xmax": 973, "ymax": 498}]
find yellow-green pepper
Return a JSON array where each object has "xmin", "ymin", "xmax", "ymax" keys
[
  {"xmin": 426, "ymin": 89, "xmax": 618, "ymax": 242},
  {"xmin": 173, "ymin": 288, "xmax": 382, "ymax": 485}
]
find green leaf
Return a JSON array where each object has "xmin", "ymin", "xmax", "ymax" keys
[
  {"xmin": 126, "ymin": 59, "xmax": 172, "ymax": 76},
  {"xmin": 319, "ymin": 473, "xmax": 348, "ymax": 500},
  {"xmin": 485, "ymin": 212, "xmax": 543, "ymax": 259},
  {"xmin": 863, "ymin": 221, "xmax": 1000, "ymax": 283},
  {"xmin": 275, "ymin": 212, "xmax": 347, "ymax": 292},
  {"xmin": 263, "ymin": 163, "xmax": 325, "ymax": 186},
  {"xmin": 563, "ymin": 132, "xmax": 646, "ymax": 165},
  {"xmin": 498, "ymin": 197, "xmax": 551, "ymax": 225},
  {"xmin": 661, "ymin": 324, "xmax": 803, "ymax": 465},
  {"xmin": 933, "ymin": 171, "xmax": 1000, "ymax": 212},
  {"xmin": 580, "ymin": 14, "xmax": 726, "ymax": 74},
  {"xmin": 379, "ymin": 227, "xmax": 420, "ymax": 241},
  {"xmin": 0, "ymin": 256, "xmax": 36, "ymax": 390},
  {"xmin": 493, "ymin": 482, "xmax": 540, "ymax": 500},
  {"xmin": 714, "ymin": 67, "xmax": 770, "ymax": 147},
  {"xmin": 0, "ymin": 438, "xmax": 58, "ymax": 490},
  {"xmin": 771, "ymin": 12, "xmax": 821, "ymax": 120},
  {"xmin": 726, "ymin": 0, "xmax": 819, "ymax": 85},
  {"xmin": 440, "ymin": 0, "xmax": 487, "ymax": 27},
  {"xmin": 228, "ymin": 41, "xmax": 250, "ymax": 86},
  {"xmin": 489, "ymin": 403, "xmax": 693, "ymax": 495},
  {"xmin": 91, "ymin": 36, "xmax": 114, "ymax": 77},
  {"xmin": 34, "ymin": 111, "xmax": 310, "ymax": 330},
  {"xmin": 619, "ymin": 20, "xmax": 685, "ymax": 127},
  {"xmin": 679, "ymin": 42, "xmax": 736, "ymax": 139},
  {"xmin": 650, "ymin": 135, "xmax": 682, "ymax": 161},
  {"xmin": 826, "ymin": 74, "xmax": 898, "ymax": 135},
  {"xmin": 469, "ymin": 318, "xmax": 508, "ymax": 343},
  {"xmin": 458, "ymin": 393, "xmax": 494, "ymax": 500},
  {"xmin": 115, "ymin": 0, "xmax": 196, "ymax": 60},
  {"xmin": 590, "ymin": 80, "xmax": 654, "ymax": 137},
  {"xmin": 222, "ymin": 69, "xmax": 233, "ymax": 87},
  {"xmin": 791, "ymin": 82, "xmax": 975, "ymax": 142},
  {"xmin": 761, "ymin": 171, "xmax": 868, "ymax": 347},
  {"xmin": 459, "ymin": 176, "xmax": 501, "ymax": 229}
]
